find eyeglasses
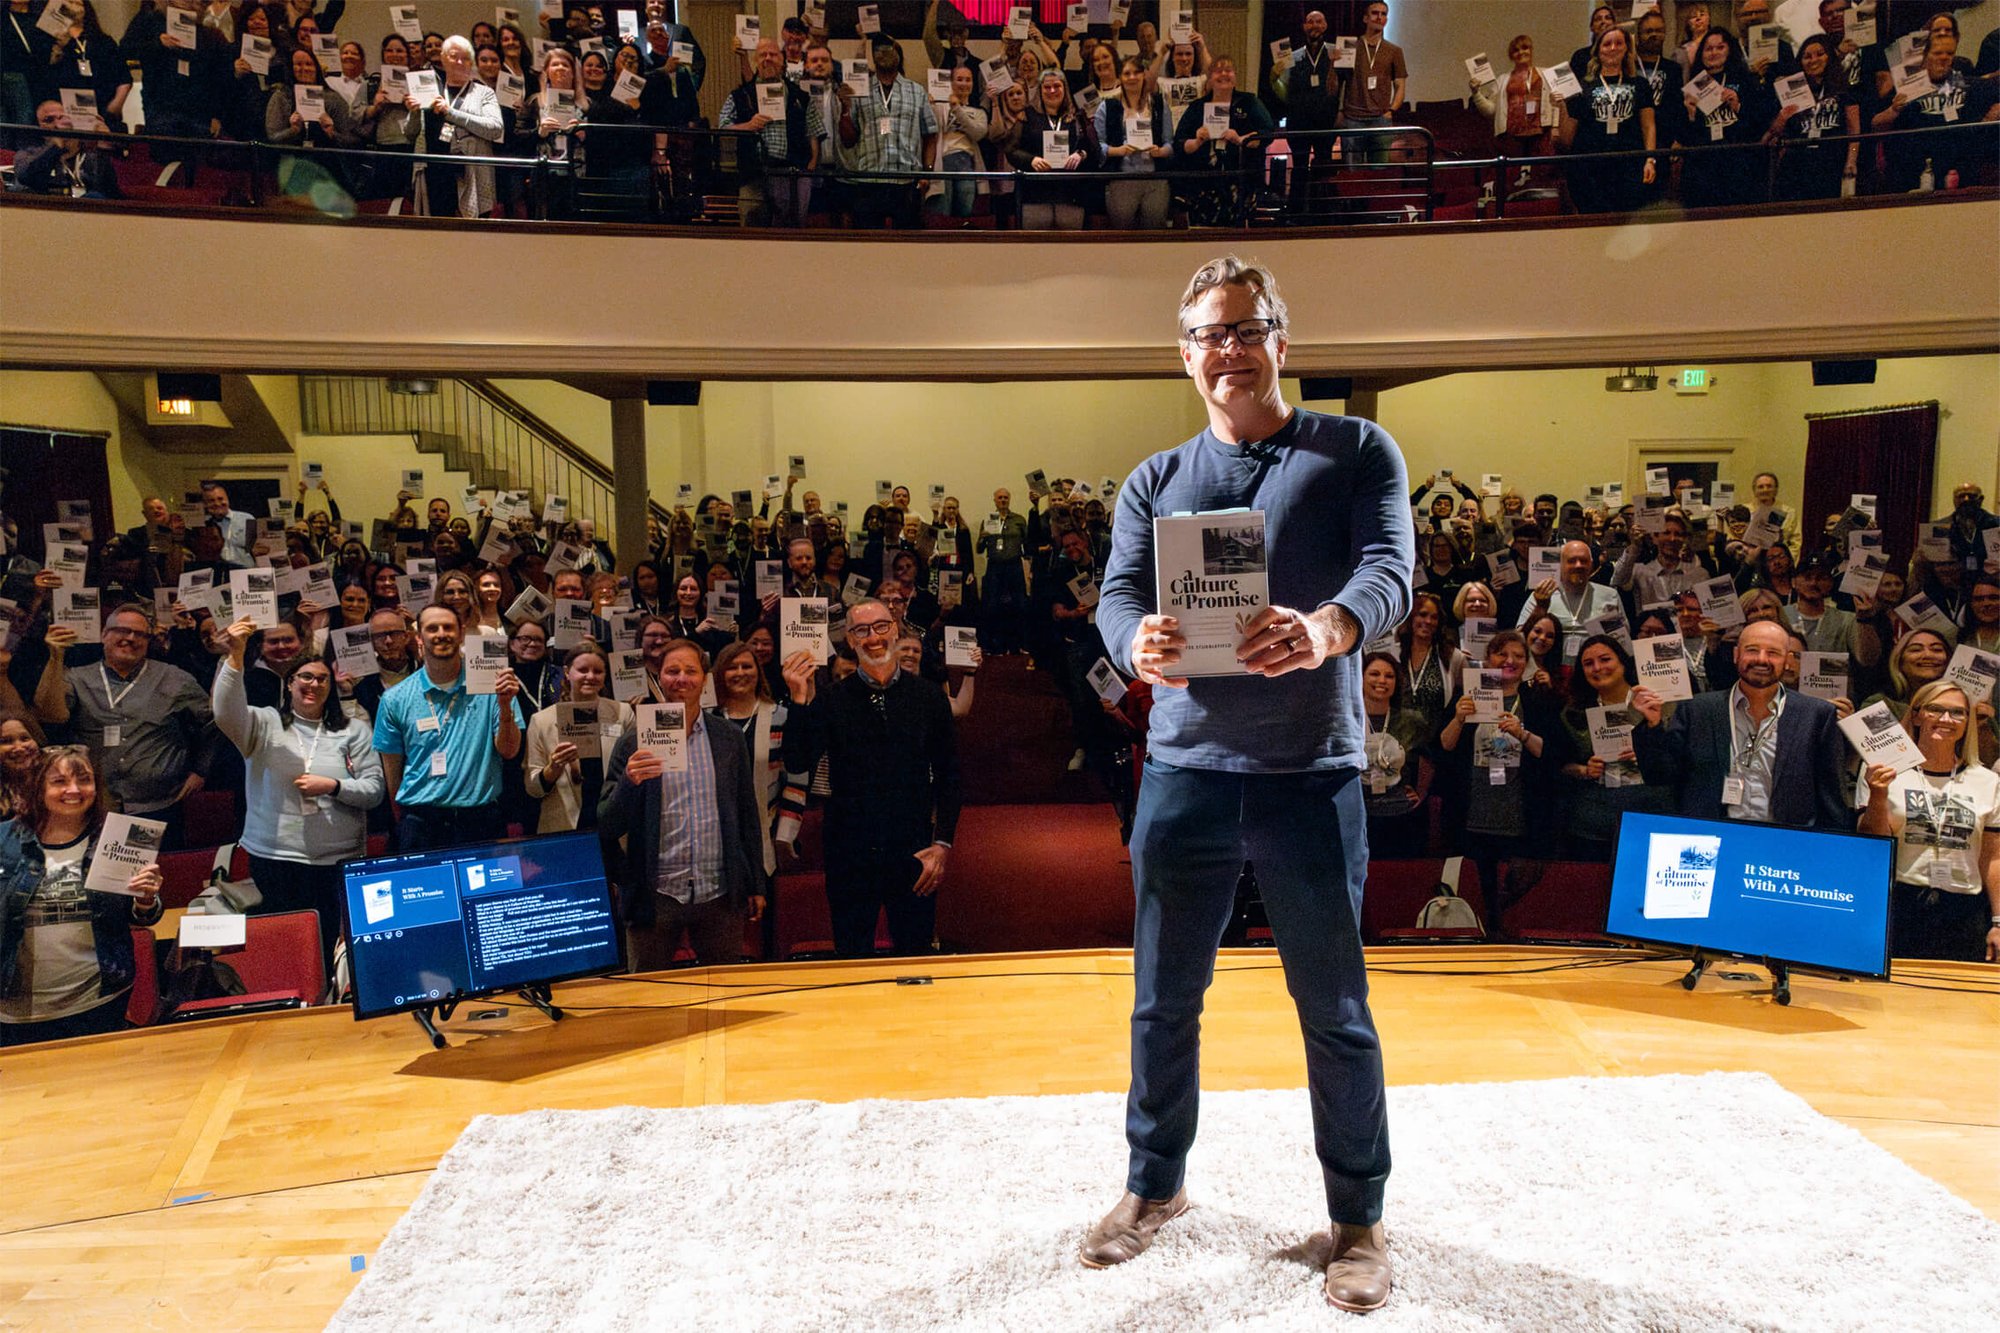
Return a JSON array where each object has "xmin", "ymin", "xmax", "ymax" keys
[
  {"xmin": 848, "ymin": 620, "xmax": 894, "ymax": 639},
  {"xmin": 1180, "ymin": 318, "xmax": 1279, "ymax": 350},
  {"xmin": 1918, "ymin": 705, "xmax": 1968, "ymax": 721},
  {"xmin": 101, "ymin": 627, "xmax": 150, "ymax": 641}
]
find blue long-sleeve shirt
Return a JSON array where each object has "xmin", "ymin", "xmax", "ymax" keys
[{"xmin": 1096, "ymin": 408, "xmax": 1414, "ymax": 774}]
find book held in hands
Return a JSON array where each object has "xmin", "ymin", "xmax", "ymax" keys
[{"xmin": 1153, "ymin": 511, "xmax": 1268, "ymax": 678}]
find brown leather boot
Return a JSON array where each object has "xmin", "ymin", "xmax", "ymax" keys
[
  {"xmin": 1323, "ymin": 1221, "xmax": 1392, "ymax": 1313},
  {"xmin": 1078, "ymin": 1189, "xmax": 1190, "ymax": 1268}
]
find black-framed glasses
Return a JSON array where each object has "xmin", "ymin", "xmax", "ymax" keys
[
  {"xmin": 1180, "ymin": 318, "xmax": 1279, "ymax": 350},
  {"xmin": 848, "ymin": 620, "xmax": 894, "ymax": 639}
]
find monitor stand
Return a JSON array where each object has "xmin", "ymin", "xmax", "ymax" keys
[
  {"xmin": 409, "ymin": 985, "xmax": 568, "ymax": 1048},
  {"xmin": 1680, "ymin": 949, "xmax": 1791, "ymax": 1006}
]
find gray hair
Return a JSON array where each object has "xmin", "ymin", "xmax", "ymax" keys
[
  {"xmin": 1177, "ymin": 256, "xmax": 1288, "ymax": 336},
  {"xmin": 442, "ymin": 34, "xmax": 475, "ymax": 61}
]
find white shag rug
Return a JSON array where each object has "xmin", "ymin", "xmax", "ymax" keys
[{"xmin": 330, "ymin": 1072, "xmax": 2000, "ymax": 1332}]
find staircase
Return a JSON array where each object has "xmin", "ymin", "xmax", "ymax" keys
[{"xmin": 296, "ymin": 375, "xmax": 665, "ymax": 546}]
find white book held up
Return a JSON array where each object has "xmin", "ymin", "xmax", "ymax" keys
[{"xmin": 1153, "ymin": 511, "xmax": 1268, "ymax": 677}]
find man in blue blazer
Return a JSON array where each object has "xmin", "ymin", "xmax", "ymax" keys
[{"xmin": 1630, "ymin": 620, "xmax": 1850, "ymax": 829}]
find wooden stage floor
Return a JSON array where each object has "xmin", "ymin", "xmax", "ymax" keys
[{"xmin": 2, "ymin": 946, "xmax": 1995, "ymax": 1330}]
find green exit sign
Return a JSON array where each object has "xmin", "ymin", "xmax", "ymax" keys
[{"xmin": 1677, "ymin": 368, "xmax": 1710, "ymax": 394}]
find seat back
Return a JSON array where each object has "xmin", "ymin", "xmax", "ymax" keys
[
  {"xmin": 127, "ymin": 927, "xmax": 159, "ymax": 1027},
  {"xmin": 210, "ymin": 910, "xmax": 326, "ymax": 1002}
]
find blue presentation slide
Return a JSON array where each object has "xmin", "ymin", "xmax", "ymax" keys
[
  {"xmin": 342, "ymin": 832, "xmax": 621, "ymax": 1019},
  {"xmin": 1607, "ymin": 812, "xmax": 1894, "ymax": 976}
]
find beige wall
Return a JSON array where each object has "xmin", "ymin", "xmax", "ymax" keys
[
  {"xmin": 6, "ymin": 200, "xmax": 1993, "ymax": 379},
  {"xmin": 1378, "ymin": 352, "xmax": 2000, "ymax": 517},
  {"xmin": 0, "ymin": 370, "xmax": 154, "ymax": 524},
  {"xmin": 10, "ymin": 353, "xmax": 1988, "ymax": 538}
]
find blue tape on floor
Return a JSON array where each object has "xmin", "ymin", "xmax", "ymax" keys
[
  {"xmin": 351, "ymin": 1255, "xmax": 367, "ymax": 1272},
  {"xmin": 169, "ymin": 1192, "xmax": 212, "ymax": 1205}
]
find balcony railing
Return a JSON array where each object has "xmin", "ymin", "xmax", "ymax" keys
[{"xmin": 3, "ymin": 119, "xmax": 1990, "ymax": 231}]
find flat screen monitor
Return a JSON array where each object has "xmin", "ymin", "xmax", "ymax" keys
[
  {"xmin": 341, "ymin": 830, "xmax": 624, "ymax": 1020},
  {"xmin": 1606, "ymin": 811, "xmax": 1895, "ymax": 978}
]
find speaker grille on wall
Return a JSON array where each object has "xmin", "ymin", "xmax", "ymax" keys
[
  {"xmin": 156, "ymin": 372, "xmax": 222, "ymax": 401},
  {"xmin": 647, "ymin": 380, "xmax": 701, "ymax": 406},
  {"xmin": 1811, "ymin": 360, "xmax": 1876, "ymax": 386},
  {"xmin": 1300, "ymin": 377, "xmax": 1352, "ymax": 401}
]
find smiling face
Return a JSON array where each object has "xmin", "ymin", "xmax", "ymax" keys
[
  {"xmin": 1597, "ymin": 26, "xmax": 1629, "ymax": 69},
  {"xmin": 1734, "ymin": 620, "xmax": 1789, "ymax": 688},
  {"xmin": 417, "ymin": 606, "xmax": 463, "ymax": 665},
  {"xmin": 1486, "ymin": 636, "xmax": 1527, "ymax": 685},
  {"xmin": 1578, "ymin": 641, "xmax": 1625, "ymax": 691},
  {"xmin": 0, "ymin": 719, "xmax": 40, "ymax": 775},
  {"xmin": 1180, "ymin": 282, "xmax": 1287, "ymax": 417},
  {"xmin": 292, "ymin": 52, "xmax": 322, "ymax": 85},
  {"xmin": 721, "ymin": 651, "xmax": 759, "ymax": 700},
  {"xmin": 1525, "ymin": 616, "xmax": 1559, "ymax": 660},
  {"xmin": 1911, "ymin": 687, "xmax": 1969, "ymax": 749},
  {"xmin": 1699, "ymin": 31, "xmax": 1728, "ymax": 72},
  {"xmin": 1460, "ymin": 584, "xmax": 1496, "ymax": 619},
  {"xmin": 566, "ymin": 651, "xmax": 606, "ymax": 700},
  {"xmin": 337, "ymin": 584, "xmax": 371, "ymax": 624},
  {"xmin": 1901, "ymin": 632, "xmax": 1949, "ymax": 685},
  {"xmin": 101, "ymin": 610, "xmax": 152, "ymax": 672},
  {"xmin": 288, "ymin": 657, "xmax": 332, "ymax": 717},
  {"xmin": 656, "ymin": 645, "xmax": 707, "ymax": 710},
  {"xmin": 40, "ymin": 753, "xmax": 97, "ymax": 826},
  {"xmin": 1362, "ymin": 657, "xmax": 1397, "ymax": 705}
]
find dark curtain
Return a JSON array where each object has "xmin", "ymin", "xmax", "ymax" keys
[
  {"xmin": 0, "ymin": 428, "xmax": 114, "ymax": 564},
  {"xmin": 1800, "ymin": 403, "xmax": 1937, "ymax": 572}
]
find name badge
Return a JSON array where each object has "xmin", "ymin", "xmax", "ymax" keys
[
  {"xmin": 430, "ymin": 751, "xmax": 449, "ymax": 778},
  {"xmin": 877, "ymin": 115, "xmax": 892, "ymax": 136},
  {"xmin": 1721, "ymin": 775, "xmax": 1746, "ymax": 806},
  {"xmin": 1524, "ymin": 99, "xmax": 1537, "ymax": 115},
  {"xmin": 438, "ymin": 123, "xmax": 457, "ymax": 145},
  {"xmin": 1928, "ymin": 857, "xmax": 1954, "ymax": 890},
  {"xmin": 1367, "ymin": 75, "xmax": 1378, "ymax": 90},
  {"xmin": 416, "ymin": 714, "xmax": 440, "ymax": 733},
  {"xmin": 103, "ymin": 725, "xmax": 123, "ymax": 748},
  {"xmin": 1308, "ymin": 73, "xmax": 1319, "ymax": 88},
  {"xmin": 1487, "ymin": 765, "xmax": 1507, "ymax": 785},
  {"xmin": 77, "ymin": 58, "xmax": 92, "ymax": 77},
  {"xmin": 178, "ymin": 59, "xmax": 190, "ymax": 78}
]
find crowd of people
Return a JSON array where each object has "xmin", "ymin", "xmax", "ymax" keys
[
  {"xmin": 4, "ymin": 1, "xmax": 1993, "ymax": 223},
  {"xmin": 0, "ymin": 441, "xmax": 1995, "ymax": 1044}
]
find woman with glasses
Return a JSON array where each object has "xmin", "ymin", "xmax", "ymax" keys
[
  {"xmin": 0, "ymin": 746, "xmax": 164, "ymax": 1046},
  {"xmin": 523, "ymin": 644, "xmax": 632, "ymax": 834},
  {"xmin": 213, "ymin": 616, "xmax": 383, "ymax": 978},
  {"xmin": 503, "ymin": 619, "xmax": 561, "ymax": 712},
  {"xmin": 1859, "ymin": 680, "xmax": 2000, "ymax": 962}
]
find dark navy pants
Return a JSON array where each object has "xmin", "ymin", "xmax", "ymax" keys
[{"xmin": 1125, "ymin": 758, "xmax": 1390, "ymax": 1226}]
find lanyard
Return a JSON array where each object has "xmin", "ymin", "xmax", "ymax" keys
[
  {"xmin": 298, "ymin": 717, "xmax": 326, "ymax": 771},
  {"xmin": 425, "ymin": 682, "xmax": 462, "ymax": 736},
  {"xmin": 876, "ymin": 78, "xmax": 896, "ymax": 118},
  {"xmin": 1728, "ymin": 686, "xmax": 1786, "ymax": 768},
  {"xmin": 1406, "ymin": 644, "xmax": 1439, "ymax": 695},
  {"xmin": 1361, "ymin": 37, "xmax": 1382, "ymax": 71},
  {"xmin": 100, "ymin": 662, "xmax": 146, "ymax": 710}
]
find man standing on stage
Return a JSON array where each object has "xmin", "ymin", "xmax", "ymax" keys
[{"xmin": 1088, "ymin": 257, "xmax": 1413, "ymax": 1312}]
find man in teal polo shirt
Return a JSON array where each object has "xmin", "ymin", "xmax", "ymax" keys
[{"xmin": 373, "ymin": 604, "xmax": 525, "ymax": 851}]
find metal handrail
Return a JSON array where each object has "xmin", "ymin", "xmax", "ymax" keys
[{"xmin": 298, "ymin": 374, "xmax": 674, "ymax": 547}]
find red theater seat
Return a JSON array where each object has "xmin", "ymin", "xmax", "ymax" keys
[
  {"xmin": 168, "ymin": 910, "xmax": 326, "ymax": 1018},
  {"xmin": 1364, "ymin": 858, "xmax": 1487, "ymax": 943}
]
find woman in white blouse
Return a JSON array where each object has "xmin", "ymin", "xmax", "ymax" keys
[{"xmin": 523, "ymin": 645, "xmax": 635, "ymax": 833}]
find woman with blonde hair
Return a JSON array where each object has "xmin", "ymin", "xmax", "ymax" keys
[{"xmin": 1858, "ymin": 680, "xmax": 2000, "ymax": 962}]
